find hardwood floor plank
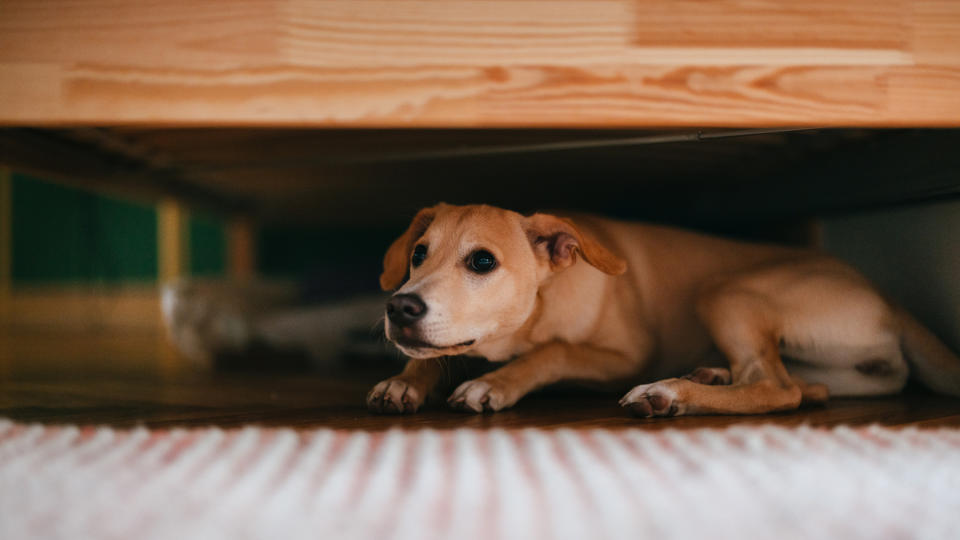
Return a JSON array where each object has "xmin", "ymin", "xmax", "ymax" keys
[{"xmin": 2, "ymin": 371, "xmax": 958, "ymax": 430}]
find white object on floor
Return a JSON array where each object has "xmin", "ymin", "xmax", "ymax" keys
[
  {"xmin": 1, "ymin": 420, "xmax": 958, "ymax": 540},
  {"xmin": 161, "ymin": 279, "xmax": 388, "ymax": 367}
]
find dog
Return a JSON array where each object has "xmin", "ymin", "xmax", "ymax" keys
[{"xmin": 366, "ymin": 203, "xmax": 960, "ymax": 416}]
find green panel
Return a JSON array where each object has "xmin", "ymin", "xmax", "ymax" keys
[
  {"xmin": 11, "ymin": 173, "xmax": 157, "ymax": 284},
  {"xmin": 188, "ymin": 214, "xmax": 226, "ymax": 276}
]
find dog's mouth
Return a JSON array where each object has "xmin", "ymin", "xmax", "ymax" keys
[
  {"xmin": 389, "ymin": 327, "xmax": 475, "ymax": 352},
  {"xmin": 393, "ymin": 335, "xmax": 476, "ymax": 350}
]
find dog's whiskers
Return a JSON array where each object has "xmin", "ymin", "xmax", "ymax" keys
[{"xmin": 369, "ymin": 315, "xmax": 385, "ymax": 335}]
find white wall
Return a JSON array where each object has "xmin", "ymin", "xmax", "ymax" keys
[{"xmin": 821, "ymin": 199, "xmax": 960, "ymax": 351}]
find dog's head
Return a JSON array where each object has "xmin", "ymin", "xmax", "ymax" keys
[{"xmin": 380, "ymin": 203, "xmax": 626, "ymax": 358}]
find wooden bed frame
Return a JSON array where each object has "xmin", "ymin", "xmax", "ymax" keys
[{"xmin": 2, "ymin": 0, "xmax": 959, "ymax": 128}]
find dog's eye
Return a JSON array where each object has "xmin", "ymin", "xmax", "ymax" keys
[
  {"xmin": 467, "ymin": 250, "xmax": 497, "ymax": 274},
  {"xmin": 411, "ymin": 245, "xmax": 428, "ymax": 267}
]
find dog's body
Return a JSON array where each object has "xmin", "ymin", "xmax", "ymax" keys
[{"xmin": 368, "ymin": 203, "xmax": 960, "ymax": 416}]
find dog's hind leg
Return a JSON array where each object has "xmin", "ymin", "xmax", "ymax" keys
[
  {"xmin": 681, "ymin": 367, "xmax": 732, "ymax": 386},
  {"xmin": 621, "ymin": 286, "xmax": 808, "ymax": 417}
]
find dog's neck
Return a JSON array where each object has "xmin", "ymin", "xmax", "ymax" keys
[{"xmin": 470, "ymin": 260, "xmax": 613, "ymax": 362}]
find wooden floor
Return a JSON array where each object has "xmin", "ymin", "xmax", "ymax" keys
[{"xmin": 3, "ymin": 361, "xmax": 960, "ymax": 431}]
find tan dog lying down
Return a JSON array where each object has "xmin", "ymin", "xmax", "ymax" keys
[{"xmin": 367, "ymin": 203, "xmax": 960, "ymax": 416}]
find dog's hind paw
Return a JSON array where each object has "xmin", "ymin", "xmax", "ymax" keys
[
  {"xmin": 447, "ymin": 378, "xmax": 516, "ymax": 413},
  {"xmin": 367, "ymin": 378, "xmax": 426, "ymax": 414},
  {"xmin": 619, "ymin": 381, "xmax": 683, "ymax": 418},
  {"xmin": 681, "ymin": 367, "xmax": 732, "ymax": 386}
]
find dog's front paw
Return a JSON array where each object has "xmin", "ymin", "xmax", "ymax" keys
[
  {"xmin": 447, "ymin": 378, "xmax": 516, "ymax": 413},
  {"xmin": 619, "ymin": 380, "xmax": 683, "ymax": 418},
  {"xmin": 366, "ymin": 378, "xmax": 426, "ymax": 414}
]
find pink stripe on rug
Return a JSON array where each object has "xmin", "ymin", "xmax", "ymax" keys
[{"xmin": 1, "ymin": 420, "xmax": 959, "ymax": 540}]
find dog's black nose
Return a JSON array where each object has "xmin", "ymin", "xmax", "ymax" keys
[{"xmin": 386, "ymin": 294, "xmax": 427, "ymax": 327}]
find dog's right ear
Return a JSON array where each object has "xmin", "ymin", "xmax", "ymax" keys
[
  {"xmin": 524, "ymin": 213, "xmax": 627, "ymax": 276},
  {"xmin": 380, "ymin": 205, "xmax": 440, "ymax": 290}
]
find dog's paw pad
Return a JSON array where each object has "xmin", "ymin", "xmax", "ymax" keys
[
  {"xmin": 447, "ymin": 379, "xmax": 511, "ymax": 413},
  {"xmin": 366, "ymin": 378, "xmax": 424, "ymax": 415},
  {"xmin": 619, "ymin": 382, "xmax": 681, "ymax": 418},
  {"xmin": 681, "ymin": 367, "xmax": 732, "ymax": 386}
]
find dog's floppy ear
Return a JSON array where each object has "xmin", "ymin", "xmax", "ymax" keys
[
  {"xmin": 380, "ymin": 206, "xmax": 440, "ymax": 290},
  {"xmin": 524, "ymin": 213, "xmax": 627, "ymax": 275}
]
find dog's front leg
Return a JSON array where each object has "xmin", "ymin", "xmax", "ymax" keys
[
  {"xmin": 367, "ymin": 356, "xmax": 484, "ymax": 414},
  {"xmin": 448, "ymin": 342, "xmax": 638, "ymax": 413},
  {"xmin": 366, "ymin": 357, "xmax": 449, "ymax": 414}
]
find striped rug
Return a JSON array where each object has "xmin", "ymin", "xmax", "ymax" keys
[{"xmin": 1, "ymin": 419, "xmax": 958, "ymax": 540}]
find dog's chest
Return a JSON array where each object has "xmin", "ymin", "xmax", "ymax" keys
[{"xmin": 471, "ymin": 333, "xmax": 537, "ymax": 362}]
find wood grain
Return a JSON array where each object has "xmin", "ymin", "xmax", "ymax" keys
[
  {"xmin": 1, "ymin": 327, "xmax": 958, "ymax": 429},
  {"xmin": 2, "ymin": 369, "xmax": 958, "ymax": 430},
  {"xmin": 1, "ymin": 1, "xmax": 959, "ymax": 127}
]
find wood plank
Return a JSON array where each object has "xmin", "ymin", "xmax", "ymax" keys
[
  {"xmin": 1, "ymin": 370, "xmax": 958, "ymax": 430},
  {"xmin": 1, "ymin": 327, "xmax": 957, "ymax": 429},
  {"xmin": 157, "ymin": 198, "xmax": 188, "ymax": 283},
  {"xmin": 227, "ymin": 217, "xmax": 257, "ymax": 282},
  {"xmin": 1, "ymin": 1, "xmax": 959, "ymax": 127},
  {"xmin": 0, "ymin": 129, "xmax": 252, "ymax": 215},
  {"xmin": 632, "ymin": 1, "xmax": 908, "ymax": 50}
]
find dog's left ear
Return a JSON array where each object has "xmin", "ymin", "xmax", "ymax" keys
[
  {"xmin": 380, "ymin": 205, "xmax": 441, "ymax": 290},
  {"xmin": 524, "ymin": 213, "xmax": 627, "ymax": 275}
]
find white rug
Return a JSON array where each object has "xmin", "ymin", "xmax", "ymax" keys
[{"xmin": 1, "ymin": 419, "xmax": 958, "ymax": 540}]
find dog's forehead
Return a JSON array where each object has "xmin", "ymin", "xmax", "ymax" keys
[{"xmin": 425, "ymin": 205, "xmax": 522, "ymax": 250}]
